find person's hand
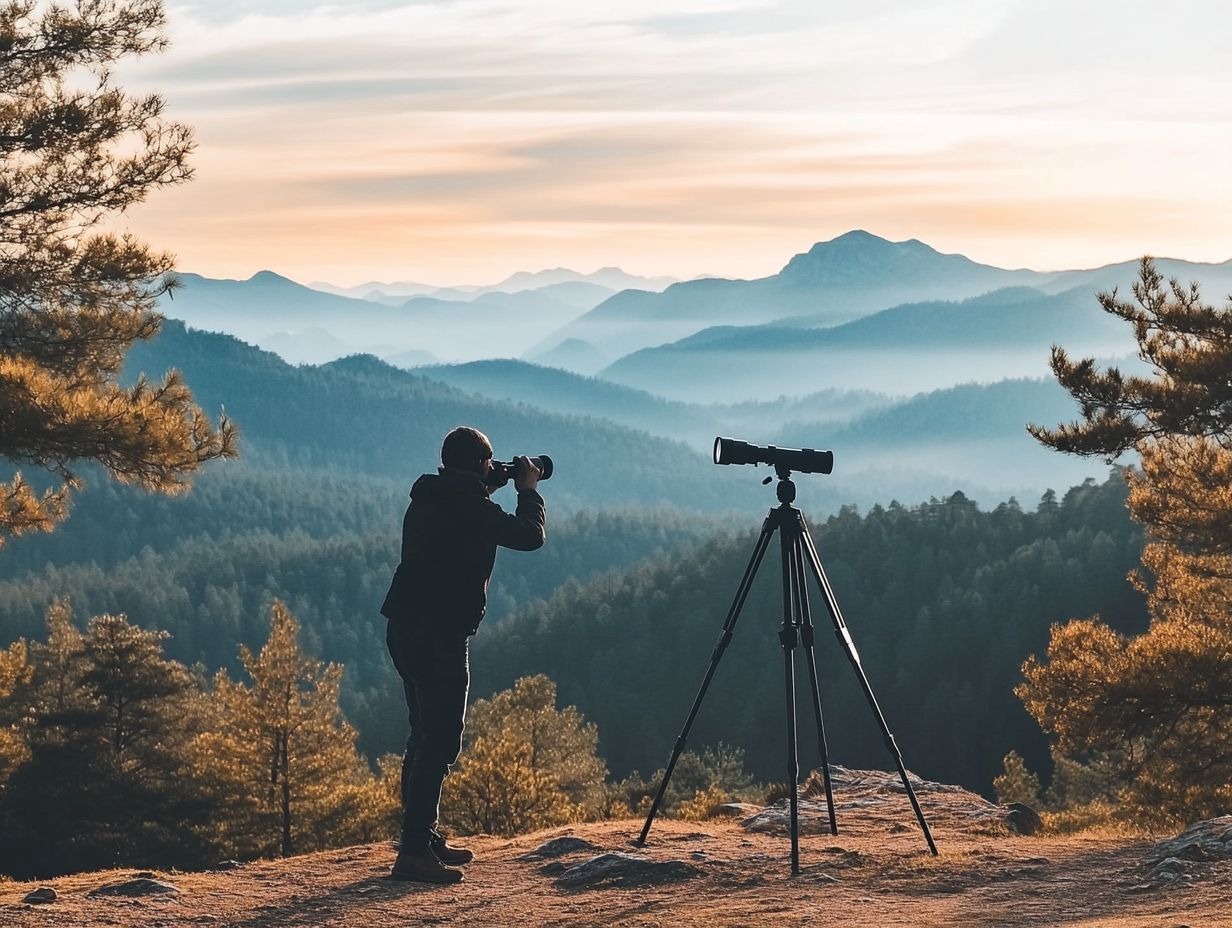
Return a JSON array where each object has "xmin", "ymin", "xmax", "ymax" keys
[{"xmin": 513, "ymin": 455, "xmax": 541, "ymax": 492}]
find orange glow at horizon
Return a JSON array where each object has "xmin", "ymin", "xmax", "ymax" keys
[{"xmin": 115, "ymin": 1, "xmax": 1232, "ymax": 287}]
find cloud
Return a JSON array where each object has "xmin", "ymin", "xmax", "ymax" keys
[{"xmin": 114, "ymin": 1, "xmax": 1232, "ymax": 283}]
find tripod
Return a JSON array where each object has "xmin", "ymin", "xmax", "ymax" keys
[{"xmin": 636, "ymin": 467, "xmax": 938, "ymax": 873}]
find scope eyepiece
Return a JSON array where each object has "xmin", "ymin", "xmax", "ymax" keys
[{"xmin": 713, "ymin": 436, "xmax": 833, "ymax": 475}]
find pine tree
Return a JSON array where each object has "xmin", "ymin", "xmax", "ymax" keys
[
  {"xmin": 0, "ymin": 0, "xmax": 236, "ymax": 547},
  {"xmin": 1028, "ymin": 257, "xmax": 1232, "ymax": 458},
  {"xmin": 1023, "ymin": 258, "xmax": 1232, "ymax": 823},
  {"xmin": 193, "ymin": 601, "xmax": 373, "ymax": 858},
  {"xmin": 351, "ymin": 752, "xmax": 402, "ymax": 844},
  {"xmin": 0, "ymin": 603, "xmax": 210, "ymax": 876},
  {"xmin": 441, "ymin": 674, "xmax": 607, "ymax": 836},
  {"xmin": 992, "ymin": 750, "xmax": 1040, "ymax": 806},
  {"xmin": 0, "ymin": 638, "xmax": 31, "ymax": 790},
  {"xmin": 29, "ymin": 599, "xmax": 87, "ymax": 720}
]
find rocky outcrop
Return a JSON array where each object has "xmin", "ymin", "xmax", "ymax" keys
[
  {"xmin": 1004, "ymin": 803, "xmax": 1042, "ymax": 836},
  {"xmin": 520, "ymin": 836, "xmax": 601, "ymax": 860},
  {"xmin": 739, "ymin": 766, "xmax": 1033, "ymax": 838},
  {"xmin": 88, "ymin": 878, "xmax": 180, "ymax": 898},
  {"xmin": 1151, "ymin": 816, "xmax": 1232, "ymax": 864},
  {"xmin": 1143, "ymin": 816, "xmax": 1232, "ymax": 885},
  {"xmin": 555, "ymin": 852, "xmax": 702, "ymax": 889}
]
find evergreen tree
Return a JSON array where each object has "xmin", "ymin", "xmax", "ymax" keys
[
  {"xmin": 193, "ymin": 601, "xmax": 373, "ymax": 858},
  {"xmin": 613, "ymin": 743, "xmax": 759, "ymax": 819},
  {"xmin": 0, "ymin": 638, "xmax": 30, "ymax": 790},
  {"xmin": 0, "ymin": 603, "xmax": 208, "ymax": 877},
  {"xmin": 992, "ymin": 750, "xmax": 1040, "ymax": 806},
  {"xmin": 441, "ymin": 674, "xmax": 607, "ymax": 836},
  {"xmin": 0, "ymin": 0, "xmax": 235, "ymax": 547},
  {"xmin": 29, "ymin": 600, "xmax": 86, "ymax": 718},
  {"xmin": 1028, "ymin": 257, "xmax": 1232, "ymax": 458},
  {"xmin": 1023, "ymin": 258, "xmax": 1232, "ymax": 823}
]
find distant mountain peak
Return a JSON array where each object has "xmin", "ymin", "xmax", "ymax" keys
[
  {"xmin": 778, "ymin": 231, "xmax": 977, "ymax": 287},
  {"xmin": 320, "ymin": 353, "xmax": 396, "ymax": 376},
  {"xmin": 807, "ymin": 230, "xmax": 940, "ymax": 256},
  {"xmin": 824, "ymin": 229, "xmax": 893, "ymax": 246},
  {"xmin": 247, "ymin": 270, "xmax": 295, "ymax": 285}
]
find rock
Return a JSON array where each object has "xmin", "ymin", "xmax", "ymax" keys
[
  {"xmin": 1153, "ymin": 857, "xmax": 1189, "ymax": 874},
  {"xmin": 22, "ymin": 887, "xmax": 56, "ymax": 904},
  {"xmin": 214, "ymin": 860, "xmax": 244, "ymax": 871},
  {"xmin": 520, "ymin": 836, "xmax": 601, "ymax": 860},
  {"xmin": 537, "ymin": 861, "xmax": 570, "ymax": 876},
  {"xmin": 716, "ymin": 803, "xmax": 762, "ymax": 817},
  {"xmin": 1171, "ymin": 842, "xmax": 1215, "ymax": 862},
  {"xmin": 1004, "ymin": 803, "xmax": 1042, "ymax": 836},
  {"xmin": 88, "ymin": 877, "xmax": 181, "ymax": 897},
  {"xmin": 741, "ymin": 799, "xmax": 843, "ymax": 836},
  {"xmin": 1150, "ymin": 857, "xmax": 1193, "ymax": 883},
  {"xmin": 1151, "ymin": 816, "xmax": 1232, "ymax": 868},
  {"xmin": 555, "ymin": 852, "xmax": 703, "ymax": 889}
]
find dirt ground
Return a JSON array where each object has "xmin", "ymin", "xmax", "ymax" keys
[{"xmin": 2, "ymin": 812, "xmax": 1230, "ymax": 928}]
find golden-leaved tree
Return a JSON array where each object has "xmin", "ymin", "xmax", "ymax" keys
[
  {"xmin": 441, "ymin": 674, "xmax": 607, "ymax": 836},
  {"xmin": 0, "ymin": 638, "xmax": 30, "ymax": 789},
  {"xmin": 0, "ymin": 0, "xmax": 235, "ymax": 548},
  {"xmin": 1021, "ymin": 258, "xmax": 1232, "ymax": 824},
  {"xmin": 193, "ymin": 601, "xmax": 382, "ymax": 858},
  {"xmin": 0, "ymin": 602, "xmax": 210, "ymax": 877}
]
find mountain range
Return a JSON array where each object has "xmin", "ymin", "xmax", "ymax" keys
[
  {"xmin": 307, "ymin": 266, "xmax": 676, "ymax": 302},
  {"xmin": 532, "ymin": 231, "xmax": 1044, "ymax": 359},
  {"xmin": 147, "ymin": 229, "xmax": 1227, "ymax": 502},
  {"xmin": 599, "ymin": 286, "xmax": 1137, "ymax": 401},
  {"xmin": 161, "ymin": 271, "xmax": 611, "ymax": 363},
  {"xmin": 530, "ymin": 231, "xmax": 1232, "ymax": 361},
  {"xmin": 167, "ymin": 232, "xmax": 1232, "ymax": 385},
  {"xmin": 120, "ymin": 318, "xmax": 1108, "ymax": 509}
]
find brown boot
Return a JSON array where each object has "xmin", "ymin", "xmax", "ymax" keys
[
  {"xmin": 431, "ymin": 832, "xmax": 475, "ymax": 866},
  {"xmin": 391, "ymin": 850, "xmax": 464, "ymax": 884}
]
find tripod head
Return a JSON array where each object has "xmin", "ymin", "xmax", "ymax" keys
[{"xmin": 760, "ymin": 465, "xmax": 797, "ymax": 504}]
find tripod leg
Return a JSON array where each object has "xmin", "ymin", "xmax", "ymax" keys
[
  {"xmin": 798, "ymin": 522, "xmax": 939, "ymax": 856},
  {"xmin": 790, "ymin": 523, "xmax": 838, "ymax": 836},
  {"xmin": 637, "ymin": 514, "xmax": 777, "ymax": 846},
  {"xmin": 779, "ymin": 516, "xmax": 801, "ymax": 875}
]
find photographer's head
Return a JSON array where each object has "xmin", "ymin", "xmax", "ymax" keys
[{"xmin": 441, "ymin": 426, "xmax": 493, "ymax": 479}]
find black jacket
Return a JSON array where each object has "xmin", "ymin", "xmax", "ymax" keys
[{"xmin": 380, "ymin": 467, "xmax": 546, "ymax": 635}]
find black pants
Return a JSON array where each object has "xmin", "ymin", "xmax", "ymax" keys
[{"xmin": 386, "ymin": 618, "xmax": 470, "ymax": 851}]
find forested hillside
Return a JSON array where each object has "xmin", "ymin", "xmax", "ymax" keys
[
  {"xmin": 0, "ymin": 466, "xmax": 1142, "ymax": 795},
  {"xmin": 120, "ymin": 321, "xmax": 741, "ymax": 511},
  {"xmin": 472, "ymin": 474, "xmax": 1145, "ymax": 796},
  {"xmin": 0, "ymin": 502, "xmax": 720, "ymax": 759}
]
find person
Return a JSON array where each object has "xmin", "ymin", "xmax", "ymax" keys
[{"xmin": 381, "ymin": 426, "xmax": 546, "ymax": 883}]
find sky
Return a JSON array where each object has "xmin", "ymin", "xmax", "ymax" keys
[{"xmin": 114, "ymin": 0, "xmax": 1232, "ymax": 286}]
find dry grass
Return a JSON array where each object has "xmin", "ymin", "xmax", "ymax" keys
[
  {"xmin": 2, "ymin": 817, "xmax": 1228, "ymax": 928},
  {"xmin": 2, "ymin": 772, "xmax": 1228, "ymax": 927}
]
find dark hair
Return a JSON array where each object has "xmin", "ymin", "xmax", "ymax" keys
[{"xmin": 441, "ymin": 426, "xmax": 493, "ymax": 474}]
